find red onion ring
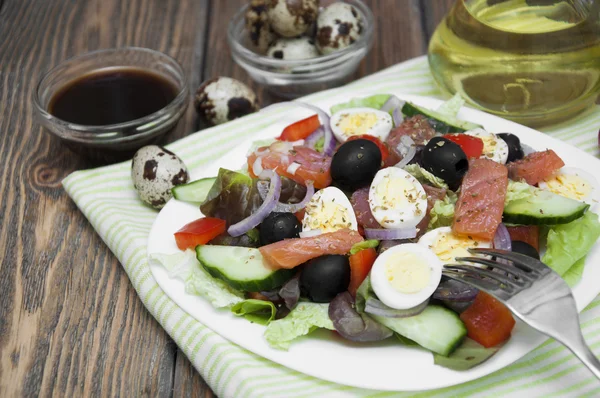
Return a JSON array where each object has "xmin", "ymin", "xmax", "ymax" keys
[
  {"xmin": 380, "ymin": 95, "xmax": 406, "ymax": 126},
  {"xmin": 264, "ymin": 102, "xmax": 336, "ymax": 156},
  {"xmin": 364, "ymin": 297, "xmax": 428, "ymax": 318},
  {"xmin": 258, "ymin": 180, "xmax": 315, "ymax": 214},
  {"xmin": 227, "ymin": 170, "xmax": 281, "ymax": 237},
  {"xmin": 493, "ymin": 223, "xmax": 512, "ymax": 251},
  {"xmin": 394, "ymin": 135, "xmax": 416, "ymax": 168},
  {"xmin": 364, "ymin": 227, "xmax": 417, "ymax": 240},
  {"xmin": 304, "ymin": 125, "xmax": 325, "ymax": 150}
]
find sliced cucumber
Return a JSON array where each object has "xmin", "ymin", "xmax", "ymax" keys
[
  {"xmin": 196, "ymin": 245, "xmax": 295, "ymax": 292},
  {"xmin": 372, "ymin": 305, "xmax": 466, "ymax": 356},
  {"xmin": 172, "ymin": 177, "xmax": 216, "ymax": 203},
  {"xmin": 402, "ymin": 102, "xmax": 482, "ymax": 134},
  {"xmin": 503, "ymin": 189, "xmax": 589, "ymax": 225}
]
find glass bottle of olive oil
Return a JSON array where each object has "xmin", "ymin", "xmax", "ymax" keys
[{"xmin": 428, "ymin": 0, "xmax": 600, "ymax": 127}]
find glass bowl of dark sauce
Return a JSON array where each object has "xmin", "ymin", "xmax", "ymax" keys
[{"xmin": 34, "ymin": 47, "xmax": 189, "ymax": 163}]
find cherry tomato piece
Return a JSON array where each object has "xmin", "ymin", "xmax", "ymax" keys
[
  {"xmin": 348, "ymin": 248, "xmax": 377, "ymax": 296},
  {"xmin": 443, "ymin": 134, "xmax": 484, "ymax": 159},
  {"xmin": 347, "ymin": 135, "xmax": 390, "ymax": 163},
  {"xmin": 174, "ymin": 217, "xmax": 227, "ymax": 250},
  {"xmin": 279, "ymin": 115, "xmax": 321, "ymax": 141}
]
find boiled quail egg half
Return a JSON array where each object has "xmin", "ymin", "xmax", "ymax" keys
[
  {"xmin": 418, "ymin": 226, "xmax": 492, "ymax": 264},
  {"xmin": 370, "ymin": 243, "xmax": 443, "ymax": 309},
  {"xmin": 330, "ymin": 107, "xmax": 393, "ymax": 143}
]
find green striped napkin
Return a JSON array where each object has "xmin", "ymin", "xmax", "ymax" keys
[{"xmin": 63, "ymin": 56, "xmax": 600, "ymax": 397}]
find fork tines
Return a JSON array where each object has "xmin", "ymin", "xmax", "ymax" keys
[{"xmin": 442, "ymin": 248, "xmax": 549, "ymax": 299}]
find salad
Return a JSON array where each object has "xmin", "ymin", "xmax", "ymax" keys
[{"xmin": 151, "ymin": 94, "xmax": 600, "ymax": 370}]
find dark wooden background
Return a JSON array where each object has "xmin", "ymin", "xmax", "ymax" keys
[{"xmin": 0, "ymin": 0, "xmax": 453, "ymax": 396}]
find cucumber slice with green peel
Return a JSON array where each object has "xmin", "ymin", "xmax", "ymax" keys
[
  {"xmin": 196, "ymin": 245, "xmax": 295, "ymax": 292},
  {"xmin": 172, "ymin": 177, "xmax": 216, "ymax": 203},
  {"xmin": 503, "ymin": 189, "xmax": 589, "ymax": 225},
  {"xmin": 372, "ymin": 305, "xmax": 467, "ymax": 356},
  {"xmin": 401, "ymin": 102, "xmax": 482, "ymax": 134}
]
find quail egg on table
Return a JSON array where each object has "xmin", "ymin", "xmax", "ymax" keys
[
  {"xmin": 316, "ymin": 2, "xmax": 363, "ymax": 55},
  {"xmin": 194, "ymin": 77, "xmax": 260, "ymax": 126},
  {"xmin": 131, "ymin": 145, "xmax": 189, "ymax": 209},
  {"xmin": 245, "ymin": 0, "xmax": 275, "ymax": 54},
  {"xmin": 267, "ymin": 36, "xmax": 319, "ymax": 60},
  {"xmin": 370, "ymin": 243, "xmax": 443, "ymax": 310},
  {"xmin": 267, "ymin": 0, "xmax": 319, "ymax": 38}
]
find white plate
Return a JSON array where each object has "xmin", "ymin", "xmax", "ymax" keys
[{"xmin": 148, "ymin": 91, "xmax": 600, "ymax": 391}]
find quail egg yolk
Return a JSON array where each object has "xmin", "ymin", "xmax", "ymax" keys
[
  {"xmin": 304, "ymin": 201, "xmax": 353, "ymax": 233},
  {"xmin": 375, "ymin": 175, "xmax": 423, "ymax": 210},
  {"xmin": 384, "ymin": 252, "xmax": 431, "ymax": 294},
  {"xmin": 480, "ymin": 135, "xmax": 499, "ymax": 159},
  {"xmin": 337, "ymin": 113, "xmax": 380, "ymax": 137},
  {"xmin": 543, "ymin": 174, "xmax": 592, "ymax": 202},
  {"xmin": 431, "ymin": 232, "xmax": 482, "ymax": 263}
]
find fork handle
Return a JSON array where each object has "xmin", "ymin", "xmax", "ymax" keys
[{"xmin": 562, "ymin": 332, "xmax": 600, "ymax": 380}]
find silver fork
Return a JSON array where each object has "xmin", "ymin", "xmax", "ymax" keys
[{"xmin": 444, "ymin": 248, "xmax": 600, "ymax": 379}]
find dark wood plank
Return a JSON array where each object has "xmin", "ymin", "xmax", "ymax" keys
[
  {"xmin": 172, "ymin": 349, "xmax": 215, "ymax": 398},
  {"xmin": 0, "ymin": 0, "xmax": 209, "ymax": 396},
  {"xmin": 420, "ymin": 0, "xmax": 455, "ymax": 39}
]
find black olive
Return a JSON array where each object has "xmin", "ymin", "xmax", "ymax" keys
[
  {"xmin": 331, "ymin": 139, "xmax": 382, "ymax": 191},
  {"xmin": 300, "ymin": 255, "xmax": 351, "ymax": 303},
  {"xmin": 511, "ymin": 240, "xmax": 539, "ymax": 260},
  {"xmin": 422, "ymin": 137, "xmax": 468, "ymax": 189},
  {"xmin": 498, "ymin": 133, "xmax": 524, "ymax": 163},
  {"xmin": 259, "ymin": 212, "xmax": 301, "ymax": 245}
]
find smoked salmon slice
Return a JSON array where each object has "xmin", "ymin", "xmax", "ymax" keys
[
  {"xmin": 453, "ymin": 158, "xmax": 508, "ymax": 241},
  {"xmin": 259, "ymin": 229, "xmax": 363, "ymax": 269},
  {"xmin": 507, "ymin": 150, "xmax": 564, "ymax": 185}
]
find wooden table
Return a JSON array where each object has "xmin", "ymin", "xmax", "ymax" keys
[{"xmin": 0, "ymin": 0, "xmax": 453, "ymax": 396}]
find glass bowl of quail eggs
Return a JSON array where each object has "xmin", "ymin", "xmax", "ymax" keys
[{"xmin": 228, "ymin": 0, "xmax": 374, "ymax": 99}]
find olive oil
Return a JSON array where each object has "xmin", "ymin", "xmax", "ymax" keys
[{"xmin": 428, "ymin": 0, "xmax": 600, "ymax": 127}]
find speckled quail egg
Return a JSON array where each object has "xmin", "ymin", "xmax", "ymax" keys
[
  {"xmin": 131, "ymin": 145, "xmax": 189, "ymax": 209},
  {"xmin": 267, "ymin": 36, "xmax": 319, "ymax": 60},
  {"xmin": 267, "ymin": 0, "xmax": 319, "ymax": 38},
  {"xmin": 316, "ymin": 2, "xmax": 363, "ymax": 55},
  {"xmin": 194, "ymin": 77, "xmax": 259, "ymax": 126},
  {"xmin": 245, "ymin": 0, "xmax": 275, "ymax": 54}
]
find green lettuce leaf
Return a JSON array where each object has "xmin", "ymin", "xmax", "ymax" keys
[
  {"xmin": 505, "ymin": 180, "xmax": 533, "ymax": 205},
  {"xmin": 436, "ymin": 93, "xmax": 465, "ymax": 117},
  {"xmin": 264, "ymin": 302, "xmax": 334, "ymax": 350},
  {"xmin": 350, "ymin": 239, "xmax": 379, "ymax": 255},
  {"xmin": 330, "ymin": 94, "xmax": 391, "ymax": 114},
  {"xmin": 355, "ymin": 275, "xmax": 374, "ymax": 313},
  {"xmin": 563, "ymin": 256, "xmax": 587, "ymax": 287},
  {"xmin": 429, "ymin": 193, "xmax": 457, "ymax": 229},
  {"xmin": 542, "ymin": 212, "xmax": 600, "ymax": 276},
  {"xmin": 434, "ymin": 338, "xmax": 502, "ymax": 370},
  {"xmin": 150, "ymin": 250, "xmax": 244, "ymax": 308},
  {"xmin": 231, "ymin": 299, "xmax": 276, "ymax": 325},
  {"xmin": 403, "ymin": 164, "xmax": 449, "ymax": 189}
]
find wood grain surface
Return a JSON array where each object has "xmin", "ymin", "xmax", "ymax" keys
[{"xmin": 0, "ymin": 0, "xmax": 449, "ymax": 396}]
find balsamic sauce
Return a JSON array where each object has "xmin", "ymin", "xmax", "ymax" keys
[{"xmin": 48, "ymin": 68, "xmax": 179, "ymax": 125}]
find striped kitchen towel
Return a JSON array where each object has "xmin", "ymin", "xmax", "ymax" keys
[{"xmin": 63, "ymin": 56, "xmax": 600, "ymax": 397}]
